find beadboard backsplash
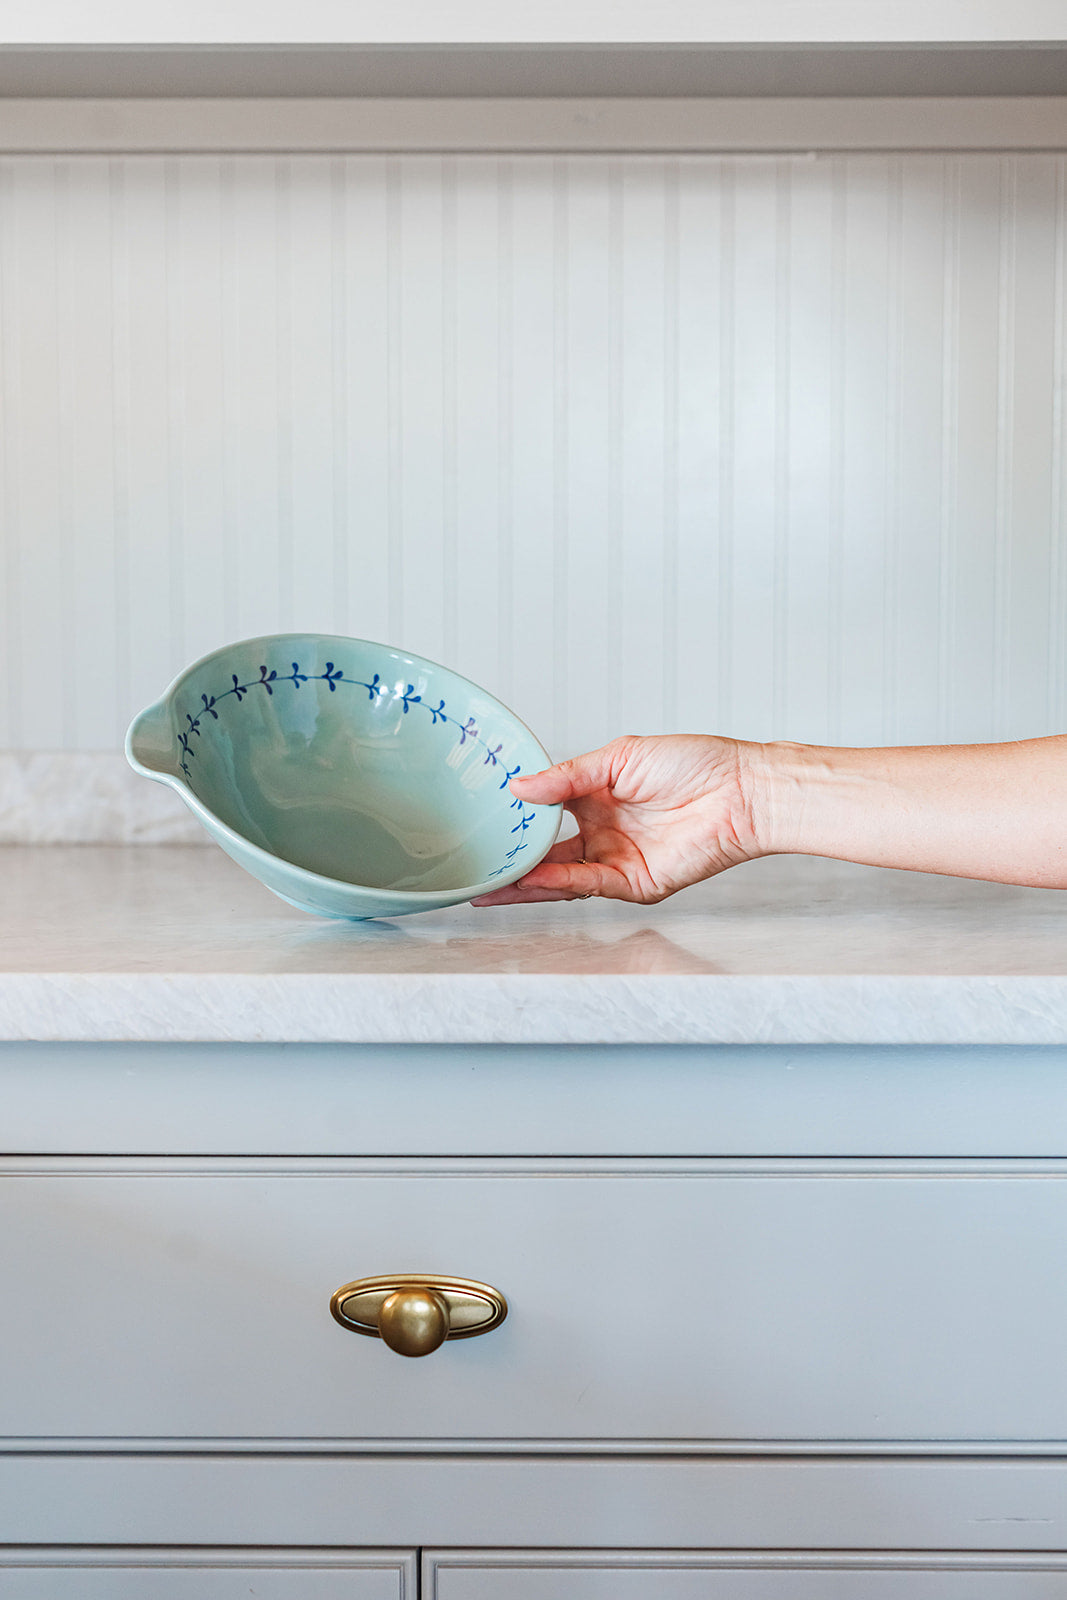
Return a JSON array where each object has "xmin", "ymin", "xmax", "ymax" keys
[{"xmin": 2, "ymin": 151, "xmax": 1065, "ymax": 799}]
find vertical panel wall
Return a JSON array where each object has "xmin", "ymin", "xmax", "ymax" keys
[{"xmin": 1, "ymin": 152, "xmax": 1065, "ymax": 759}]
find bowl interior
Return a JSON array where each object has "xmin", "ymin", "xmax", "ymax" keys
[{"xmin": 166, "ymin": 636, "xmax": 555, "ymax": 894}]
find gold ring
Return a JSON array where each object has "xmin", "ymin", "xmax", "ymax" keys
[{"xmin": 575, "ymin": 858, "xmax": 593, "ymax": 899}]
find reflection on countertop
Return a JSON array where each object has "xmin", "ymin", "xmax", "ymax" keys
[{"xmin": 2, "ymin": 843, "xmax": 1066, "ymax": 976}]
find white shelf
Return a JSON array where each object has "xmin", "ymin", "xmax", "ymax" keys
[
  {"xmin": 1, "ymin": 4, "xmax": 1066, "ymax": 102},
  {"xmin": 3, "ymin": 1, "xmax": 1067, "ymax": 47}
]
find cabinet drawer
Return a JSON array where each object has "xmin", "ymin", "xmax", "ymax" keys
[
  {"xmin": 425, "ymin": 1552, "xmax": 1067, "ymax": 1599},
  {"xmin": 3, "ymin": 1159, "xmax": 1066, "ymax": 1443},
  {"xmin": 0, "ymin": 1549, "xmax": 414, "ymax": 1598}
]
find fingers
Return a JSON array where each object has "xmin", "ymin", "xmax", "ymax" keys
[
  {"xmin": 471, "ymin": 854, "xmax": 613, "ymax": 907},
  {"xmin": 470, "ymin": 882, "xmax": 585, "ymax": 906},
  {"xmin": 472, "ymin": 739, "xmax": 636, "ymax": 906},
  {"xmin": 535, "ymin": 836, "xmax": 587, "ymax": 867},
  {"xmin": 470, "ymin": 837, "xmax": 589, "ymax": 907},
  {"xmin": 509, "ymin": 743, "xmax": 622, "ymax": 806}
]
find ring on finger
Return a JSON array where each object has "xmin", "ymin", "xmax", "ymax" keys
[{"xmin": 575, "ymin": 857, "xmax": 594, "ymax": 900}]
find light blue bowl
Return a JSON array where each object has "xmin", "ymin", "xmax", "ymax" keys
[{"xmin": 125, "ymin": 634, "xmax": 561, "ymax": 919}]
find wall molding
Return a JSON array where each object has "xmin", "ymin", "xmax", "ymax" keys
[{"xmin": 1, "ymin": 96, "xmax": 1066, "ymax": 153}]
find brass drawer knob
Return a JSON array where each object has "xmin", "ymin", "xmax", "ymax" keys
[
  {"xmin": 330, "ymin": 1273, "xmax": 508, "ymax": 1358},
  {"xmin": 379, "ymin": 1287, "xmax": 449, "ymax": 1357}
]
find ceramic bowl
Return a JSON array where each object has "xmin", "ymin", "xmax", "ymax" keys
[{"xmin": 125, "ymin": 634, "xmax": 561, "ymax": 919}]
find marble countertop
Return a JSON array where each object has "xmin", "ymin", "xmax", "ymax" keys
[{"xmin": 2, "ymin": 844, "xmax": 1067, "ymax": 1044}]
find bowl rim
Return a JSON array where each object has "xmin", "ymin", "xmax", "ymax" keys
[{"xmin": 125, "ymin": 632, "xmax": 563, "ymax": 904}]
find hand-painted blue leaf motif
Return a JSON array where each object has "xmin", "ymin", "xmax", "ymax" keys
[
  {"xmin": 185, "ymin": 712, "xmax": 201, "ymax": 737},
  {"xmin": 287, "ymin": 662, "xmax": 308, "ymax": 686},
  {"xmin": 232, "ymin": 675, "xmax": 247, "ymax": 701},
  {"xmin": 322, "ymin": 662, "xmax": 344, "ymax": 692},
  {"xmin": 429, "ymin": 699, "xmax": 447, "ymax": 725},
  {"xmin": 258, "ymin": 665, "xmax": 277, "ymax": 695},
  {"xmin": 458, "ymin": 717, "xmax": 478, "ymax": 746},
  {"xmin": 484, "ymin": 743, "xmax": 502, "ymax": 767},
  {"xmin": 362, "ymin": 673, "xmax": 383, "ymax": 700},
  {"xmin": 401, "ymin": 684, "xmax": 422, "ymax": 714},
  {"xmin": 500, "ymin": 762, "xmax": 521, "ymax": 791},
  {"xmin": 201, "ymin": 693, "xmax": 219, "ymax": 719}
]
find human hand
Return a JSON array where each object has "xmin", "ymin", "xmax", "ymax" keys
[{"xmin": 470, "ymin": 733, "xmax": 766, "ymax": 905}]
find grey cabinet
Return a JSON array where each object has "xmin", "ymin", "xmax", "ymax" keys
[{"xmin": 1, "ymin": 1041, "xmax": 1065, "ymax": 1572}]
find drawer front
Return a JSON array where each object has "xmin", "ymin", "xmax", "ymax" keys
[
  {"xmin": 0, "ymin": 1550, "xmax": 414, "ymax": 1599},
  {"xmin": 3, "ymin": 1160, "xmax": 1066, "ymax": 1443},
  {"xmin": 425, "ymin": 1553, "xmax": 1067, "ymax": 1599}
]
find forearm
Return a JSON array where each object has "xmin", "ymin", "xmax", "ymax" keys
[{"xmin": 745, "ymin": 736, "xmax": 1067, "ymax": 889}]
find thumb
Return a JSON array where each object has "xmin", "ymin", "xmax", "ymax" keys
[{"xmin": 510, "ymin": 745, "xmax": 620, "ymax": 805}]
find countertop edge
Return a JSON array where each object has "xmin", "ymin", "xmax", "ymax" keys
[{"xmin": 3, "ymin": 972, "xmax": 1066, "ymax": 1045}]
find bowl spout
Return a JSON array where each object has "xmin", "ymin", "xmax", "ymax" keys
[{"xmin": 125, "ymin": 698, "xmax": 177, "ymax": 778}]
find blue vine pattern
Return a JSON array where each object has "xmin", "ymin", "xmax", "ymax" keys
[{"xmin": 178, "ymin": 662, "xmax": 538, "ymax": 882}]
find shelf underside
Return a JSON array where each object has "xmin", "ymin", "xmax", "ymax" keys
[{"xmin": 3, "ymin": 45, "xmax": 1067, "ymax": 100}]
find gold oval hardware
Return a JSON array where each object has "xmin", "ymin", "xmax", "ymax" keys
[{"xmin": 329, "ymin": 1273, "xmax": 507, "ymax": 1358}]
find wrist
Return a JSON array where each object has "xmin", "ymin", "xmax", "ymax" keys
[{"xmin": 735, "ymin": 740, "xmax": 837, "ymax": 859}]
